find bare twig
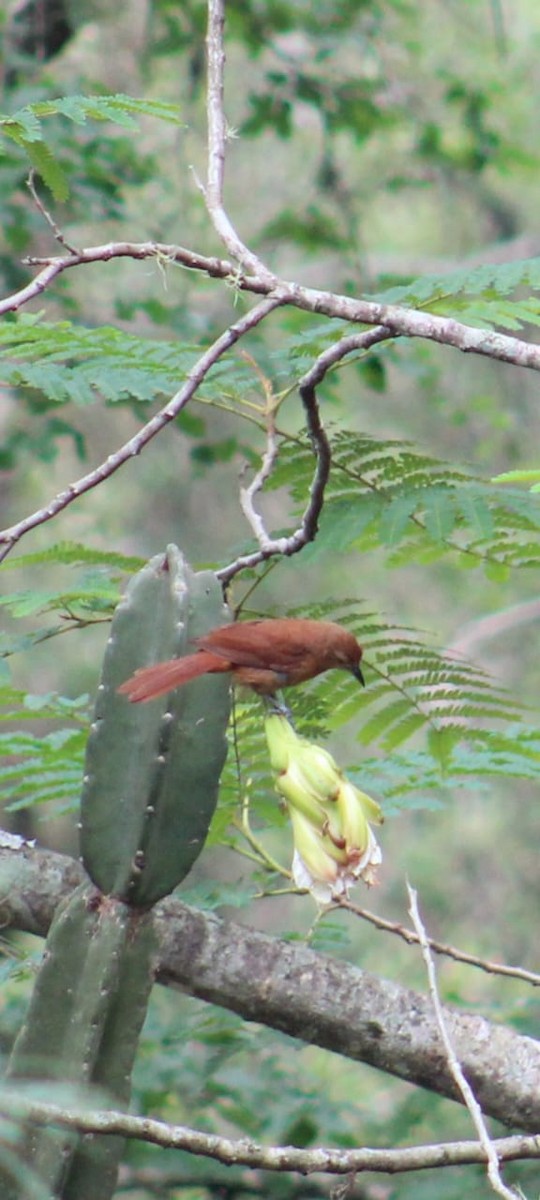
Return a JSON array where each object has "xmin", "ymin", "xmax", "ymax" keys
[
  {"xmin": 1, "ymin": 241, "xmax": 253, "ymax": 316},
  {"xmin": 238, "ymin": 426, "xmax": 279, "ymax": 538},
  {"xmin": 2, "ymin": 1, "xmax": 540, "ymax": 586},
  {"xmin": 237, "ymin": 364, "xmax": 281, "ymax": 544},
  {"xmin": 408, "ymin": 884, "xmax": 520, "ymax": 1200},
  {"xmin": 1, "ymin": 1093, "xmax": 539, "ymax": 1177},
  {"xmin": 301, "ymin": 327, "xmax": 395, "ymax": 374},
  {"xmin": 219, "ymin": 330, "xmax": 391, "ymax": 584},
  {"xmin": 204, "ymin": 0, "xmax": 277, "ymax": 283},
  {"xmin": 339, "ymin": 898, "xmax": 540, "ymax": 987},
  {"xmin": 0, "ymin": 297, "xmax": 282, "ymax": 562},
  {"xmin": 296, "ymin": 327, "xmax": 392, "ymax": 535},
  {"xmin": 26, "ymin": 169, "xmax": 80, "ymax": 254}
]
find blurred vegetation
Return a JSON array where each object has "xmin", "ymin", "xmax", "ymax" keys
[{"xmin": 1, "ymin": 0, "xmax": 540, "ymax": 1197}]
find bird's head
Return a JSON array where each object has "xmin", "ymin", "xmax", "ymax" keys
[{"xmin": 331, "ymin": 628, "xmax": 365, "ymax": 687}]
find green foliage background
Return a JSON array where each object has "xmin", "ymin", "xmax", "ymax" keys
[{"xmin": 1, "ymin": 1, "xmax": 540, "ymax": 1196}]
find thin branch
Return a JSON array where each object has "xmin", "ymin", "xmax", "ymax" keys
[
  {"xmin": 0, "ymin": 296, "xmax": 282, "ymax": 563},
  {"xmin": 296, "ymin": 327, "xmax": 391, "ymax": 533},
  {"xmin": 203, "ymin": 0, "xmax": 277, "ymax": 283},
  {"xmin": 0, "ymin": 241, "xmax": 252, "ymax": 316},
  {"xmin": 408, "ymin": 884, "xmax": 520, "ymax": 1200},
  {"xmin": 302, "ymin": 327, "xmax": 395, "ymax": 373},
  {"xmin": 1, "ymin": 0, "xmax": 538, "ymax": 383},
  {"xmin": 238, "ymin": 376, "xmax": 281, "ymax": 546},
  {"xmin": 219, "ymin": 329, "xmax": 391, "ymax": 584},
  {"xmin": 1, "ymin": 1093, "xmax": 539, "ymax": 1177},
  {"xmin": 339, "ymin": 898, "xmax": 540, "ymax": 988},
  {"xmin": 26, "ymin": 169, "xmax": 80, "ymax": 255}
]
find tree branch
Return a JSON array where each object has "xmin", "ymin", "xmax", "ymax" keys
[
  {"xmin": 0, "ymin": 296, "xmax": 282, "ymax": 563},
  {"xmin": 4, "ymin": 238, "xmax": 540, "ymax": 372},
  {"xmin": 339, "ymin": 898, "xmax": 540, "ymax": 988},
  {"xmin": 0, "ymin": 240, "xmax": 263, "ymax": 317},
  {"xmin": 1, "ymin": 1091, "xmax": 539, "ymax": 1178},
  {"xmin": 2, "ymin": 840, "xmax": 540, "ymax": 1132},
  {"xmin": 3, "ymin": 0, "xmax": 540, "ymax": 385},
  {"xmin": 218, "ymin": 328, "xmax": 392, "ymax": 583},
  {"xmin": 26, "ymin": 169, "xmax": 80, "ymax": 255},
  {"xmin": 203, "ymin": 0, "xmax": 277, "ymax": 283},
  {"xmin": 2, "ymin": 0, "xmax": 540, "ymax": 587}
]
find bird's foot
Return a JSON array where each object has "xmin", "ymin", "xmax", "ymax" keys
[{"xmin": 264, "ymin": 692, "xmax": 295, "ymax": 725}]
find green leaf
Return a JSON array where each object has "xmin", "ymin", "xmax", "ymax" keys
[
  {"xmin": 420, "ymin": 487, "xmax": 457, "ymax": 541},
  {"xmin": 493, "ymin": 468, "xmax": 540, "ymax": 488},
  {"xmin": 0, "ymin": 584, "xmax": 119, "ymax": 618},
  {"xmin": 0, "ymin": 95, "xmax": 182, "ymax": 198},
  {"xmin": 24, "ymin": 138, "xmax": 68, "ymax": 201},
  {"xmin": 271, "ymin": 431, "xmax": 540, "ymax": 572},
  {"xmin": 484, "ymin": 560, "xmax": 510, "ymax": 582},
  {"xmin": 372, "ymin": 255, "xmax": 540, "ymax": 309},
  {"xmin": 378, "ymin": 493, "xmax": 419, "ymax": 546},
  {"xmin": 0, "ymin": 543, "xmax": 145, "ymax": 573}
]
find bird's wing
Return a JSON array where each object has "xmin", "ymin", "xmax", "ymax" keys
[
  {"xmin": 118, "ymin": 650, "xmax": 227, "ymax": 701},
  {"xmin": 197, "ymin": 620, "xmax": 309, "ymax": 670}
]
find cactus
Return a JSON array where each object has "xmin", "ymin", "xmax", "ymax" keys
[
  {"xmin": 3, "ymin": 884, "xmax": 156, "ymax": 1199},
  {"xmin": 3, "ymin": 548, "xmax": 232, "ymax": 1199},
  {"xmin": 81, "ymin": 545, "xmax": 231, "ymax": 906}
]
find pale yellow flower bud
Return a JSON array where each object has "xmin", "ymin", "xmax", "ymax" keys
[
  {"xmin": 265, "ymin": 713, "xmax": 301, "ymax": 772},
  {"xmin": 264, "ymin": 714, "xmax": 383, "ymax": 902}
]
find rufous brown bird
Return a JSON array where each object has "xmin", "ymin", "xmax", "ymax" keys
[{"xmin": 118, "ymin": 618, "xmax": 365, "ymax": 702}]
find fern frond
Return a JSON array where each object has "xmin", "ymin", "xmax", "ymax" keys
[
  {"xmin": 0, "ymin": 543, "xmax": 145, "ymax": 573},
  {"xmin": 0, "ymin": 691, "xmax": 89, "ymax": 812},
  {"xmin": 0, "ymin": 316, "xmax": 202, "ymax": 405},
  {"xmin": 0, "ymin": 316, "xmax": 265, "ymax": 412},
  {"xmin": 271, "ymin": 431, "xmax": 540, "ymax": 573},
  {"xmin": 350, "ymin": 726, "xmax": 540, "ymax": 814},
  {"xmin": 0, "ymin": 583, "xmax": 119, "ymax": 619},
  {"xmin": 371, "ymin": 256, "xmax": 540, "ymax": 331},
  {"xmin": 0, "ymin": 95, "xmax": 181, "ymax": 197}
]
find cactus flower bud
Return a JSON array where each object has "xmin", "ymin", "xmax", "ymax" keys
[{"xmin": 265, "ymin": 714, "xmax": 383, "ymax": 903}]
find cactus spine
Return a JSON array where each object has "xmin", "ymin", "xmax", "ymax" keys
[{"xmin": 3, "ymin": 548, "xmax": 231, "ymax": 1199}]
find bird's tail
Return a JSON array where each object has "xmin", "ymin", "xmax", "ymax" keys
[{"xmin": 118, "ymin": 650, "xmax": 229, "ymax": 702}]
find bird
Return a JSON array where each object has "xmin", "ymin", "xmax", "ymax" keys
[{"xmin": 118, "ymin": 617, "xmax": 365, "ymax": 702}]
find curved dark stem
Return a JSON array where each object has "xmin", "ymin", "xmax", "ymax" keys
[{"xmin": 218, "ymin": 326, "xmax": 394, "ymax": 585}]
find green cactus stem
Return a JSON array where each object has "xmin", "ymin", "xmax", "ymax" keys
[
  {"xmin": 80, "ymin": 546, "xmax": 231, "ymax": 906},
  {"xmin": 3, "ymin": 883, "xmax": 156, "ymax": 1199},
  {"xmin": 3, "ymin": 548, "xmax": 233, "ymax": 1199}
]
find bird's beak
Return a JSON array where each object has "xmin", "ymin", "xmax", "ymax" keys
[{"xmin": 352, "ymin": 664, "xmax": 365, "ymax": 687}]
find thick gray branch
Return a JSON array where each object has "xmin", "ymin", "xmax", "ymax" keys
[
  {"xmin": 1, "ymin": 841, "xmax": 539, "ymax": 1132},
  {"xmin": 5, "ymin": 239, "xmax": 540, "ymax": 371}
]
